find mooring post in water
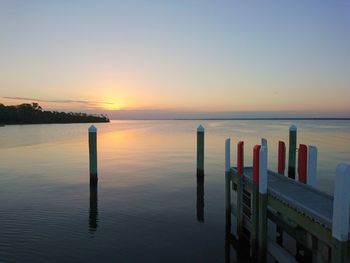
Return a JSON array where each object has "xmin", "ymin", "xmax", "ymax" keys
[
  {"xmin": 196, "ymin": 171, "xmax": 205, "ymax": 223},
  {"xmin": 288, "ymin": 124, "xmax": 297, "ymax": 179},
  {"xmin": 331, "ymin": 163, "xmax": 350, "ymax": 262},
  {"xmin": 307, "ymin": 146, "xmax": 317, "ymax": 187},
  {"xmin": 197, "ymin": 125, "xmax": 205, "ymax": 176},
  {"xmin": 278, "ymin": 141, "xmax": 286, "ymax": 175},
  {"xmin": 237, "ymin": 141, "xmax": 244, "ymax": 240},
  {"xmin": 89, "ymin": 125, "xmax": 98, "ymax": 185},
  {"xmin": 252, "ymin": 145, "xmax": 261, "ymax": 259},
  {"xmin": 225, "ymin": 138, "xmax": 231, "ymax": 233},
  {"xmin": 298, "ymin": 144, "xmax": 308, "ymax": 184},
  {"xmin": 258, "ymin": 145, "xmax": 268, "ymax": 263}
]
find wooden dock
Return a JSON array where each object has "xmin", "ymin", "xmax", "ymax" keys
[{"xmin": 222, "ymin": 126, "xmax": 350, "ymax": 263}]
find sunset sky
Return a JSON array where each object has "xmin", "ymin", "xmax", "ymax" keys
[{"xmin": 1, "ymin": 0, "xmax": 350, "ymax": 118}]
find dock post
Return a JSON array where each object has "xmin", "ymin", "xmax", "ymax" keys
[
  {"xmin": 258, "ymin": 146, "xmax": 268, "ymax": 263},
  {"xmin": 197, "ymin": 125, "xmax": 205, "ymax": 176},
  {"xmin": 298, "ymin": 144, "xmax": 308, "ymax": 184},
  {"xmin": 307, "ymin": 146, "xmax": 317, "ymax": 187},
  {"xmin": 276, "ymin": 141, "xmax": 285, "ymax": 247},
  {"xmin": 225, "ymin": 138, "xmax": 231, "ymax": 234},
  {"xmin": 296, "ymin": 144, "xmax": 312, "ymax": 261},
  {"xmin": 252, "ymin": 145, "xmax": 261, "ymax": 259},
  {"xmin": 89, "ymin": 125, "xmax": 98, "ymax": 185},
  {"xmin": 278, "ymin": 141, "xmax": 286, "ymax": 175},
  {"xmin": 288, "ymin": 124, "xmax": 297, "ymax": 179},
  {"xmin": 331, "ymin": 163, "xmax": 350, "ymax": 263},
  {"xmin": 237, "ymin": 141, "xmax": 244, "ymax": 241}
]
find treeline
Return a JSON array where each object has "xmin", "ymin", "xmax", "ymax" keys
[{"xmin": 0, "ymin": 103, "xmax": 110, "ymax": 125}]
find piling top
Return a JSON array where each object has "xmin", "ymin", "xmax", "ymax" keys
[
  {"xmin": 197, "ymin": 125, "xmax": 205, "ymax": 132},
  {"xmin": 89, "ymin": 125, "xmax": 97, "ymax": 133},
  {"xmin": 289, "ymin": 124, "xmax": 297, "ymax": 131}
]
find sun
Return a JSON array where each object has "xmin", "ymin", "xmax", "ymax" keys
[{"xmin": 101, "ymin": 101, "xmax": 124, "ymax": 110}]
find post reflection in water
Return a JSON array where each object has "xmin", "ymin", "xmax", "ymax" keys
[
  {"xmin": 196, "ymin": 173, "xmax": 204, "ymax": 222},
  {"xmin": 89, "ymin": 184, "xmax": 98, "ymax": 233}
]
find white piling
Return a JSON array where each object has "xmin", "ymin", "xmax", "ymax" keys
[
  {"xmin": 307, "ymin": 146, "xmax": 317, "ymax": 187},
  {"xmin": 258, "ymin": 146, "xmax": 268, "ymax": 262},
  {"xmin": 259, "ymin": 146, "xmax": 268, "ymax": 194},
  {"xmin": 332, "ymin": 163, "xmax": 350, "ymax": 242}
]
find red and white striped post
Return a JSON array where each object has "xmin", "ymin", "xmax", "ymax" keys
[
  {"xmin": 298, "ymin": 144, "xmax": 308, "ymax": 184},
  {"xmin": 278, "ymin": 141, "xmax": 286, "ymax": 175}
]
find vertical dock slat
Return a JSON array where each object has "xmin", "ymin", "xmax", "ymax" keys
[{"xmin": 307, "ymin": 146, "xmax": 317, "ymax": 187}]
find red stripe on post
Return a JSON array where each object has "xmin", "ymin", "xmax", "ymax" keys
[
  {"xmin": 278, "ymin": 141, "xmax": 286, "ymax": 175},
  {"xmin": 237, "ymin": 141, "xmax": 244, "ymax": 175},
  {"xmin": 298, "ymin": 144, "xmax": 308, "ymax": 184},
  {"xmin": 253, "ymin": 145, "xmax": 261, "ymax": 184}
]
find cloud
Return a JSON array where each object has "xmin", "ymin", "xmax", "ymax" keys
[{"xmin": 2, "ymin": 96, "xmax": 113, "ymax": 106}]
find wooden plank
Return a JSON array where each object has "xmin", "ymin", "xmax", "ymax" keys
[{"xmin": 267, "ymin": 238, "xmax": 297, "ymax": 263}]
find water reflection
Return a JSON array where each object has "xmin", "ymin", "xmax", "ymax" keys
[
  {"xmin": 196, "ymin": 173, "xmax": 204, "ymax": 222},
  {"xmin": 89, "ymin": 184, "xmax": 98, "ymax": 233}
]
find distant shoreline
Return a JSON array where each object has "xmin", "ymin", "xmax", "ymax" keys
[{"xmin": 108, "ymin": 118, "xmax": 350, "ymax": 121}]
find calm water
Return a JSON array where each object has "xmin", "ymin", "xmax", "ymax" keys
[{"xmin": 0, "ymin": 120, "xmax": 349, "ymax": 262}]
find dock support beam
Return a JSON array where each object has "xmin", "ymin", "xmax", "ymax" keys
[
  {"xmin": 331, "ymin": 163, "xmax": 350, "ymax": 263},
  {"xmin": 197, "ymin": 125, "xmax": 205, "ymax": 176},
  {"xmin": 258, "ymin": 146, "xmax": 268, "ymax": 263},
  {"xmin": 89, "ymin": 125, "xmax": 98, "ymax": 185},
  {"xmin": 252, "ymin": 145, "xmax": 261, "ymax": 259},
  {"xmin": 288, "ymin": 124, "xmax": 297, "ymax": 179},
  {"xmin": 225, "ymin": 138, "xmax": 231, "ymax": 234}
]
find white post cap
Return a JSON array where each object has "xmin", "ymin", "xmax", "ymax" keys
[
  {"xmin": 89, "ymin": 125, "xmax": 97, "ymax": 133},
  {"xmin": 289, "ymin": 124, "xmax": 297, "ymax": 131},
  {"xmin": 197, "ymin": 125, "xmax": 205, "ymax": 132}
]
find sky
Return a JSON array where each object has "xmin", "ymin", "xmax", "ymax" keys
[{"xmin": 0, "ymin": 0, "xmax": 350, "ymax": 119}]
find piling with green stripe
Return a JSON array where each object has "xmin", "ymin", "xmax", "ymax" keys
[
  {"xmin": 288, "ymin": 124, "xmax": 297, "ymax": 179},
  {"xmin": 89, "ymin": 125, "xmax": 98, "ymax": 185},
  {"xmin": 197, "ymin": 125, "xmax": 205, "ymax": 176}
]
